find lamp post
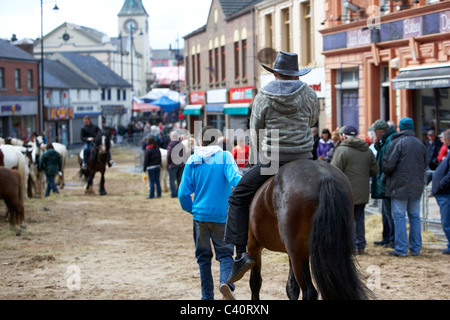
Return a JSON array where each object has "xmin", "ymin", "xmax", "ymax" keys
[{"xmin": 39, "ymin": 1, "xmax": 59, "ymax": 134}]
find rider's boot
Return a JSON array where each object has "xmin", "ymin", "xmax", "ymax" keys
[{"xmin": 227, "ymin": 246, "xmax": 255, "ymax": 284}]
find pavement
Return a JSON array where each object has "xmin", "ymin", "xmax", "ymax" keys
[{"xmin": 364, "ymin": 186, "xmax": 447, "ymax": 246}]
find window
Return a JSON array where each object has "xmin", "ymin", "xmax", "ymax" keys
[
  {"xmin": 101, "ymin": 88, "xmax": 106, "ymax": 100},
  {"xmin": 264, "ymin": 14, "xmax": 273, "ymax": 49},
  {"xmin": 117, "ymin": 89, "xmax": 121, "ymax": 100},
  {"xmin": 221, "ymin": 45, "xmax": 226, "ymax": 81},
  {"xmin": 15, "ymin": 69, "xmax": 21, "ymax": 89},
  {"xmin": 192, "ymin": 53, "xmax": 196, "ymax": 85},
  {"xmin": 281, "ymin": 8, "xmax": 291, "ymax": 52},
  {"xmin": 214, "ymin": 47, "xmax": 219, "ymax": 82},
  {"xmin": 234, "ymin": 42, "xmax": 240, "ymax": 80},
  {"xmin": 242, "ymin": 39, "xmax": 247, "ymax": 79},
  {"xmin": 107, "ymin": 89, "xmax": 111, "ymax": 100},
  {"xmin": 28, "ymin": 70, "xmax": 34, "ymax": 90},
  {"xmin": 122, "ymin": 89, "xmax": 126, "ymax": 100},
  {"xmin": 301, "ymin": 2, "xmax": 312, "ymax": 66},
  {"xmin": 196, "ymin": 52, "xmax": 201, "ymax": 84},
  {"xmin": 0, "ymin": 68, "xmax": 4, "ymax": 89},
  {"xmin": 209, "ymin": 49, "xmax": 214, "ymax": 83}
]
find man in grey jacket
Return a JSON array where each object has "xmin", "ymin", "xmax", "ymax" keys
[
  {"xmin": 225, "ymin": 52, "xmax": 319, "ymax": 284},
  {"xmin": 383, "ymin": 117, "xmax": 427, "ymax": 257},
  {"xmin": 331, "ymin": 125, "xmax": 378, "ymax": 254}
]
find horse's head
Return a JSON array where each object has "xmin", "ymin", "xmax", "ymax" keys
[{"xmin": 95, "ymin": 132, "xmax": 110, "ymax": 155}]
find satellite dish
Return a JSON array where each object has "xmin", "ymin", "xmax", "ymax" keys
[{"xmin": 257, "ymin": 48, "xmax": 277, "ymax": 65}]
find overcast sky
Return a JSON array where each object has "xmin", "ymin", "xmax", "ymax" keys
[{"xmin": 0, "ymin": 0, "xmax": 211, "ymax": 49}]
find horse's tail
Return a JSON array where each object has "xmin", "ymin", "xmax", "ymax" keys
[{"xmin": 309, "ymin": 173, "xmax": 373, "ymax": 300}]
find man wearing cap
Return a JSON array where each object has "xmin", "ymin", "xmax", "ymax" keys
[
  {"xmin": 371, "ymin": 119, "xmax": 397, "ymax": 248},
  {"xmin": 383, "ymin": 117, "xmax": 427, "ymax": 256},
  {"xmin": 331, "ymin": 126, "xmax": 378, "ymax": 254},
  {"xmin": 224, "ymin": 52, "xmax": 319, "ymax": 284}
]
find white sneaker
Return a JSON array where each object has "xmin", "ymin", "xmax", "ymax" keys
[{"xmin": 219, "ymin": 283, "xmax": 236, "ymax": 300}]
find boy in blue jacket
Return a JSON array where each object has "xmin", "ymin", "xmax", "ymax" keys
[{"xmin": 178, "ymin": 126, "xmax": 241, "ymax": 300}]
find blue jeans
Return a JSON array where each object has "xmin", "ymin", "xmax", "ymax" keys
[
  {"xmin": 391, "ymin": 197, "xmax": 422, "ymax": 256},
  {"xmin": 147, "ymin": 167, "xmax": 161, "ymax": 198},
  {"xmin": 435, "ymin": 194, "xmax": 450, "ymax": 250},
  {"xmin": 45, "ymin": 174, "xmax": 59, "ymax": 197},
  {"xmin": 169, "ymin": 167, "xmax": 183, "ymax": 197},
  {"xmin": 193, "ymin": 220, "xmax": 235, "ymax": 300}
]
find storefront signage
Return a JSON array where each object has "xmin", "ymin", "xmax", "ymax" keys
[
  {"xmin": 1, "ymin": 104, "xmax": 21, "ymax": 114},
  {"xmin": 403, "ymin": 16, "xmax": 422, "ymax": 38},
  {"xmin": 206, "ymin": 88, "xmax": 227, "ymax": 104},
  {"xmin": 190, "ymin": 91, "xmax": 206, "ymax": 104},
  {"xmin": 347, "ymin": 28, "xmax": 371, "ymax": 48},
  {"xmin": 229, "ymin": 86, "xmax": 253, "ymax": 103},
  {"xmin": 440, "ymin": 11, "xmax": 450, "ymax": 33},
  {"xmin": 48, "ymin": 106, "xmax": 73, "ymax": 120}
]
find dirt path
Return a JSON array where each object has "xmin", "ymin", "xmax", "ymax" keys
[{"xmin": 0, "ymin": 147, "xmax": 449, "ymax": 300}]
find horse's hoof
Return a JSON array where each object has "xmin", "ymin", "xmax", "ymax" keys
[{"xmin": 99, "ymin": 191, "xmax": 107, "ymax": 196}]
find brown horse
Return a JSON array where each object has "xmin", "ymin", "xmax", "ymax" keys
[
  {"xmin": 247, "ymin": 159, "xmax": 373, "ymax": 300},
  {"xmin": 78, "ymin": 132, "xmax": 110, "ymax": 196},
  {"xmin": 0, "ymin": 166, "xmax": 25, "ymax": 231}
]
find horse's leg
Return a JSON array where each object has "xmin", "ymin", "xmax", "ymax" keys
[
  {"xmin": 286, "ymin": 259, "xmax": 300, "ymax": 300},
  {"xmin": 85, "ymin": 172, "xmax": 95, "ymax": 195},
  {"xmin": 248, "ymin": 229, "xmax": 263, "ymax": 300},
  {"xmin": 289, "ymin": 251, "xmax": 317, "ymax": 300},
  {"xmin": 99, "ymin": 170, "xmax": 107, "ymax": 196}
]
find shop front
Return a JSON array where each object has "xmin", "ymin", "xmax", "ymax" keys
[
  {"xmin": 224, "ymin": 86, "xmax": 253, "ymax": 131},
  {"xmin": 44, "ymin": 106, "xmax": 73, "ymax": 146},
  {"xmin": 320, "ymin": 3, "xmax": 450, "ymax": 136},
  {"xmin": 184, "ymin": 91, "xmax": 205, "ymax": 133},
  {"xmin": 205, "ymin": 88, "xmax": 227, "ymax": 132},
  {"xmin": 0, "ymin": 100, "xmax": 38, "ymax": 141},
  {"xmin": 72, "ymin": 104, "xmax": 102, "ymax": 145}
]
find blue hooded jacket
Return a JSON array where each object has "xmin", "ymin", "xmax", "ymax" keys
[{"xmin": 178, "ymin": 145, "xmax": 241, "ymax": 223}]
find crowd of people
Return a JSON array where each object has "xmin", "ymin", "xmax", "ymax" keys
[{"xmin": 311, "ymin": 119, "xmax": 450, "ymax": 258}]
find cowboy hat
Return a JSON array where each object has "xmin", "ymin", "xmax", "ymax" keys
[{"xmin": 261, "ymin": 51, "xmax": 311, "ymax": 77}]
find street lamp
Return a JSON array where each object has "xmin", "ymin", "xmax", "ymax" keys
[{"xmin": 39, "ymin": 1, "xmax": 59, "ymax": 134}]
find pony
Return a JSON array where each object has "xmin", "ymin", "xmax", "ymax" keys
[
  {"xmin": 0, "ymin": 144, "xmax": 28, "ymax": 200},
  {"xmin": 0, "ymin": 160, "xmax": 25, "ymax": 234},
  {"xmin": 78, "ymin": 131, "xmax": 110, "ymax": 195},
  {"xmin": 247, "ymin": 159, "xmax": 373, "ymax": 300}
]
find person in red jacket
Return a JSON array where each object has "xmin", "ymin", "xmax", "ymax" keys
[{"xmin": 231, "ymin": 137, "xmax": 249, "ymax": 175}]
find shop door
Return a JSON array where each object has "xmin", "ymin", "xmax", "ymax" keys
[{"xmin": 342, "ymin": 89, "xmax": 359, "ymax": 128}]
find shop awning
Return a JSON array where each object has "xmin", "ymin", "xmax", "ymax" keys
[
  {"xmin": 183, "ymin": 104, "xmax": 203, "ymax": 115},
  {"xmin": 392, "ymin": 65, "xmax": 450, "ymax": 90},
  {"xmin": 223, "ymin": 103, "xmax": 250, "ymax": 115}
]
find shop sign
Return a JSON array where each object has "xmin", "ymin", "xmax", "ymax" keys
[
  {"xmin": 206, "ymin": 88, "xmax": 227, "ymax": 104},
  {"xmin": 229, "ymin": 86, "xmax": 253, "ymax": 103},
  {"xmin": 1, "ymin": 104, "xmax": 21, "ymax": 114},
  {"xmin": 190, "ymin": 91, "xmax": 206, "ymax": 104},
  {"xmin": 440, "ymin": 11, "xmax": 450, "ymax": 33},
  {"xmin": 403, "ymin": 16, "xmax": 422, "ymax": 38},
  {"xmin": 347, "ymin": 28, "xmax": 371, "ymax": 48}
]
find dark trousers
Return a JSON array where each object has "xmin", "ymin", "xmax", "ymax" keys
[
  {"xmin": 352, "ymin": 204, "xmax": 367, "ymax": 251},
  {"xmin": 224, "ymin": 161, "xmax": 289, "ymax": 251},
  {"xmin": 169, "ymin": 166, "xmax": 184, "ymax": 197},
  {"xmin": 381, "ymin": 197, "xmax": 395, "ymax": 244}
]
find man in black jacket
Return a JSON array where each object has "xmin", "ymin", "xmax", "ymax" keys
[
  {"xmin": 431, "ymin": 129, "xmax": 450, "ymax": 254},
  {"xmin": 383, "ymin": 117, "xmax": 427, "ymax": 257}
]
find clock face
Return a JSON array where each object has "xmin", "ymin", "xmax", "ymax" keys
[
  {"xmin": 124, "ymin": 19, "xmax": 138, "ymax": 33},
  {"xmin": 62, "ymin": 33, "xmax": 70, "ymax": 41}
]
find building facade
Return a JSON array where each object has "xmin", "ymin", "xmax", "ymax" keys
[
  {"xmin": 183, "ymin": 0, "xmax": 264, "ymax": 134},
  {"xmin": 255, "ymin": 0, "xmax": 326, "ymax": 128},
  {"xmin": 0, "ymin": 39, "xmax": 39, "ymax": 140},
  {"xmin": 320, "ymin": 0, "xmax": 450, "ymax": 137}
]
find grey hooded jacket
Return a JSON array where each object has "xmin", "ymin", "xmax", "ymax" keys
[{"xmin": 249, "ymin": 80, "xmax": 319, "ymax": 163}]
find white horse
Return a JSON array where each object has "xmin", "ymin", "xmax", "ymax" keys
[
  {"xmin": 0, "ymin": 144, "xmax": 28, "ymax": 200},
  {"xmin": 158, "ymin": 136, "xmax": 195, "ymax": 193},
  {"xmin": 28, "ymin": 136, "xmax": 68, "ymax": 196}
]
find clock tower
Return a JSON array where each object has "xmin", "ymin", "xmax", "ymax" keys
[{"xmin": 118, "ymin": 0, "xmax": 150, "ymax": 96}]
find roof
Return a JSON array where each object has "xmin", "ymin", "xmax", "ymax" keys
[
  {"xmin": 56, "ymin": 52, "xmax": 131, "ymax": 88},
  {"xmin": 43, "ymin": 59, "xmax": 97, "ymax": 89},
  {"xmin": 218, "ymin": 0, "xmax": 265, "ymax": 19},
  {"xmin": 151, "ymin": 49, "xmax": 183, "ymax": 61},
  {"xmin": 0, "ymin": 39, "xmax": 38, "ymax": 62},
  {"xmin": 118, "ymin": 0, "xmax": 149, "ymax": 17}
]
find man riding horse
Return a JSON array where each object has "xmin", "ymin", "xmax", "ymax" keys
[
  {"xmin": 225, "ymin": 52, "xmax": 319, "ymax": 284},
  {"xmin": 80, "ymin": 116, "xmax": 114, "ymax": 169}
]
